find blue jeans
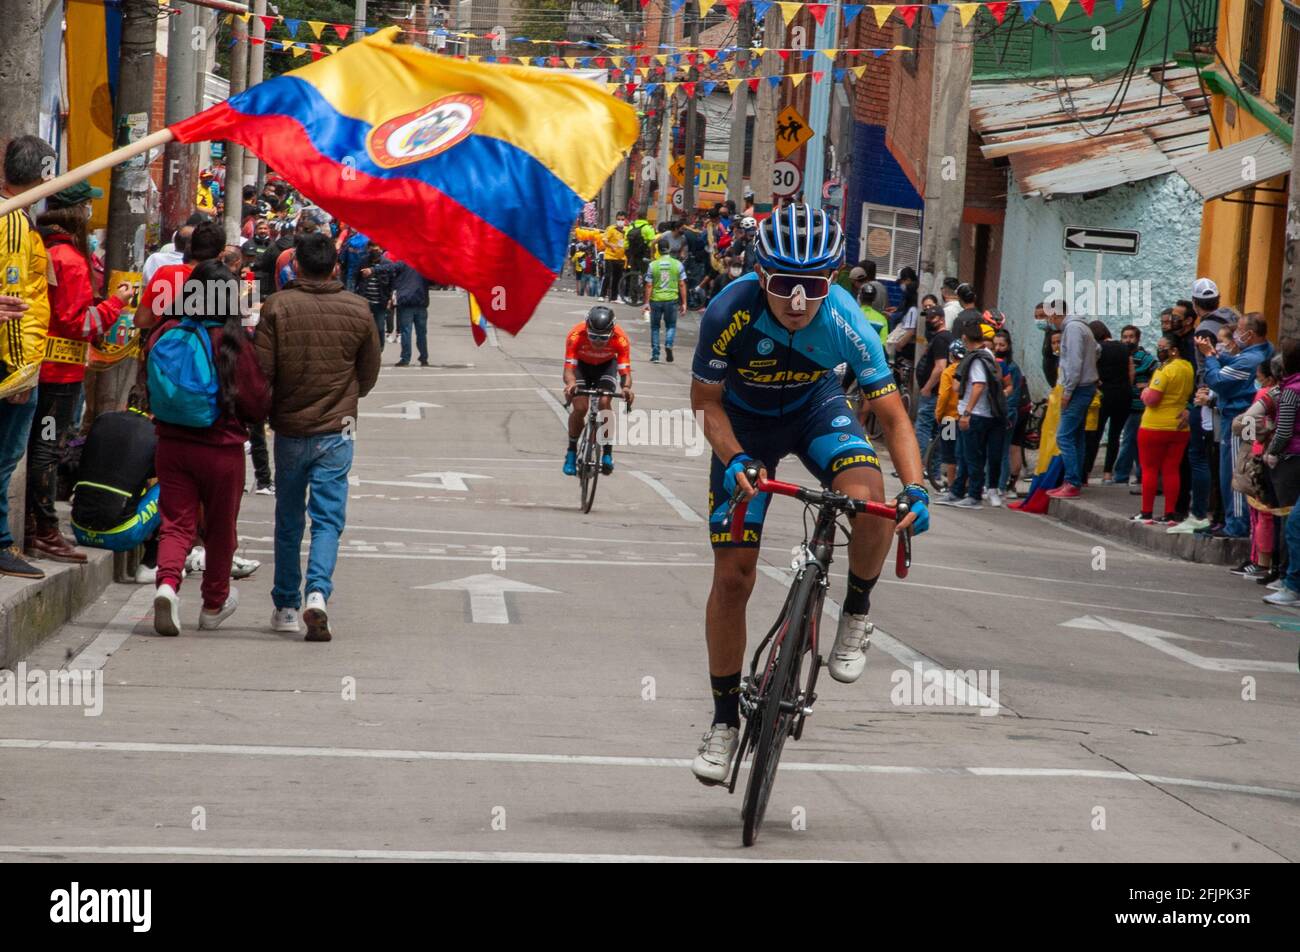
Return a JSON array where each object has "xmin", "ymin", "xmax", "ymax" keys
[
  {"xmin": 272, "ymin": 433, "xmax": 353, "ymax": 608},
  {"xmin": 1113, "ymin": 412, "xmax": 1142, "ymax": 483},
  {"xmin": 650, "ymin": 300, "xmax": 678, "ymax": 358},
  {"xmin": 997, "ymin": 408, "xmax": 1016, "ymax": 491},
  {"xmin": 371, "ymin": 304, "xmax": 388, "ymax": 352},
  {"xmin": 914, "ymin": 393, "xmax": 938, "ymax": 479},
  {"xmin": 397, "ymin": 305, "xmax": 428, "ymax": 364},
  {"xmin": 1187, "ymin": 405, "xmax": 1212, "ymax": 518},
  {"xmin": 1219, "ymin": 414, "xmax": 1248, "ymax": 537},
  {"xmin": 952, "ymin": 415, "xmax": 997, "ymax": 500},
  {"xmin": 1057, "ymin": 384, "xmax": 1096, "ymax": 487},
  {"xmin": 0, "ymin": 390, "xmax": 39, "ymax": 549},
  {"xmin": 1285, "ymin": 511, "xmax": 1300, "ymax": 594}
]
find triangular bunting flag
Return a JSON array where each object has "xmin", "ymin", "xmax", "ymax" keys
[
  {"xmin": 834, "ymin": 68, "xmax": 846, "ymax": 82},
  {"xmin": 985, "ymin": 1, "xmax": 1009, "ymax": 23},
  {"xmin": 930, "ymin": 4, "xmax": 949, "ymax": 26},
  {"xmin": 664, "ymin": 82, "xmax": 680, "ymax": 96},
  {"xmin": 645, "ymin": 82, "xmax": 659, "ymax": 94},
  {"xmin": 256, "ymin": 14, "xmax": 276, "ymax": 31},
  {"xmin": 727, "ymin": 78, "xmax": 742, "ymax": 92},
  {"xmin": 1049, "ymin": 0, "xmax": 1070, "ymax": 19},
  {"xmin": 754, "ymin": 47, "xmax": 769, "ymax": 58},
  {"xmin": 725, "ymin": 0, "xmax": 743, "ymax": 17},
  {"xmin": 872, "ymin": 5, "xmax": 895, "ymax": 27},
  {"xmin": 811, "ymin": 70, "xmax": 824, "ymax": 82},
  {"xmin": 333, "ymin": 23, "xmax": 351, "ymax": 41},
  {"xmin": 853, "ymin": 64, "xmax": 867, "ymax": 77},
  {"xmin": 807, "ymin": 3, "xmax": 829, "ymax": 26},
  {"xmin": 291, "ymin": 44, "xmax": 307, "ymax": 58},
  {"xmin": 778, "ymin": 2, "xmax": 802, "ymax": 26},
  {"xmin": 955, "ymin": 2, "xmax": 981, "ymax": 26},
  {"xmin": 701, "ymin": 81, "xmax": 717, "ymax": 96},
  {"xmin": 767, "ymin": 75, "xmax": 782, "ymax": 87},
  {"xmin": 1021, "ymin": 0, "xmax": 1042, "ymax": 17},
  {"xmin": 843, "ymin": 4, "xmax": 864, "ymax": 26},
  {"xmin": 778, "ymin": 49, "xmax": 791, "ymax": 61},
  {"xmin": 307, "ymin": 20, "xmax": 326, "ymax": 39},
  {"xmin": 326, "ymin": 44, "xmax": 339, "ymax": 54},
  {"xmin": 250, "ymin": 36, "xmax": 265, "ymax": 46},
  {"xmin": 898, "ymin": 4, "xmax": 920, "ymax": 28},
  {"xmin": 1079, "ymin": 0, "xmax": 1096, "ymax": 14},
  {"xmin": 565, "ymin": 57, "xmax": 578, "ymax": 67},
  {"xmin": 671, "ymin": 0, "xmax": 687, "ymax": 12},
  {"xmin": 236, "ymin": 12, "xmax": 251, "ymax": 22},
  {"xmin": 747, "ymin": 77, "xmax": 761, "ymax": 92},
  {"xmin": 682, "ymin": 81, "xmax": 696, "ymax": 97},
  {"xmin": 754, "ymin": 0, "xmax": 775, "ymax": 22}
]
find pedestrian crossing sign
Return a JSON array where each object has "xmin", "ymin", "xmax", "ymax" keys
[{"xmin": 776, "ymin": 105, "xmax": 813, "ymax": 158}]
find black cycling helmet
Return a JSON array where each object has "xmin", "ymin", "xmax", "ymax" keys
[
  {"xmin": 948, "ymin": 338, "xmax": 968, "ymax": 362},
  {"xmin": 586, "ymin": 305, "xmax": 616, "ymax": 342}
]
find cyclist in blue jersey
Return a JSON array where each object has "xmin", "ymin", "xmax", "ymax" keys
[{"xmin": 688, "ymin": 203, "xmax": 930, "ymax": 784}]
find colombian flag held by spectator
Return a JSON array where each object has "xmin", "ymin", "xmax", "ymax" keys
[
  {"xmin": 170, "ymin": 27, "xmax": 638, "ymax": 334},
  {"xmin": 468, "ymin": 292, "xmax": 488, "ymax": 346}
]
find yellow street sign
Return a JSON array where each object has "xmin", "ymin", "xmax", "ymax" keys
[{"xmin": 776, "ymin": 104, "xmax": 813, "ymax": 158}]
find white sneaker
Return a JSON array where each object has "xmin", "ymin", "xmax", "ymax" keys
[
  {"xmin": 153, "ymin": 584, "xmax": 181, "ymax": 636},
  {"xmin": 935, "ymin": 492, "xmax": 962, "ymax": 507},
  {"xmin": 271, "ymin": 607, "xmax": 302, "ymax": 633},
  {"xmin": 691, "ymin": 723, "xmax": 739, "ymax": 785},
  {"xmin": 230, "ymin": 555, "xmax": 261, "ymax": 579},
  {"xmin": 829, "ymin": 612, "xmax": 873, "ymax": 683},
  {"xmin": 255, "ymin": 484, "xmax": 274, "ymax": 496},
  {"xmin": 1263, "ymin": 588, "xmax": 1300, "ymax": 607},
  {"xmin": 1167, "ymin": 516, "xmax": 1209, "ymax": 534},
  {"xmin": 1004, "ymin": 488, "xmax": 1019, "ymax": 500},
  {"xmin": 185, "ymin": 545, "xmax": 206, "ymax": 574},
  {"xmin": 1268, "ymin": 578, "xmax": 1287, "ymax": 591},
  {"xmin": 198, "ymin": 587, "xmax": 239, "ymax": 630},
  {"xmin": 954, "ymin": 497, "xmax": 983, "ymax": 510},
  {"xmin": 303, "ymin": 591, "xmax": 331, "ymax": 642},
  {"xmin": 988, "ymin": 489, "xmax": 1002, "ymax": 508},
  {"xmin": 133, "ymin": 562, "xmax": 157, "ymax": 585}
]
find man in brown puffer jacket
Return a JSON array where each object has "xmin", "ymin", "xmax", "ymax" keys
[{"xmin": 253, "ymin": 232, "xmax": 380, "ymax": 642}]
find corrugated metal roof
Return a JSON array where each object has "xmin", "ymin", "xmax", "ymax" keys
[
  {"xmin": 969, "ymin": 66, "xmax": 1209, "ymax": 199},
  {"xmin": 1171, "ymin": 133, "xmax": 1292, "ymax": 200}
]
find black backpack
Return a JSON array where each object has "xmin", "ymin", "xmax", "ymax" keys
[
  {"xmin": 626, "ymin": 224, "xmax": 649, "ymax": 263},
  {"xmin": 956, "ymin": 349, "xmax": 1007, "ymax": 421}
]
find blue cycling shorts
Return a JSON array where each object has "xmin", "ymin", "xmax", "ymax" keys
[
  {"xmin": 707, "ymin": 392, "xmax": 880, "ymax": 548},
  {"xmin": 72, "ymin": 483, "xmax": 160, "ymax": 552}
]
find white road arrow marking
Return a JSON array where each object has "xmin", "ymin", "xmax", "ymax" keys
[
  {"xmin": 359, "ymin": 401, "xmax": 442, "ymax": 420},
  {"xmin": 1061, "ymin": 615, "xmax": 1294, "ymax": 672},
  {"xmin": 416, "ymin": 573, "xmax": 559, "ymax": 624},
  {"xmin": 347, "ymin": 472, "xmax": 493, "ymax": 492}
]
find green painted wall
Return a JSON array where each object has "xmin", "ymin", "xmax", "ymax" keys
[{"xmin": 972, "ymin": 1, "xmax": 1206, "ymax": 81}]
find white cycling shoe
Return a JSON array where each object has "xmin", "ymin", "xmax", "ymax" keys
[
  {"xmin": 828, "ymin": 612, "xmax": 873, "ymax": 683},
  {"xmin": 692, "ymin": 723, "xmax": 739, "ymax": 786}
]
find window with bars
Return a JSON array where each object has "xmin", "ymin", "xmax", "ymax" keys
[
  {"xmin": 1187, "ymin": 0, "xmax": 1219, "ymax": 48},
  {"xmin": 1240, "ymin": 0, "xmax": 1267, "ymax": 94},
  {"xmin": 858, "ymin": 204, "xmax": 921, "ymax": 281},
  {"xmin": 1279, "ymin": 3, "xmax": 1300, "ymax": 117}
]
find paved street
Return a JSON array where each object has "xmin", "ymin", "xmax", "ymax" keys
[{"xmin": 2, "ymin": 289, "xmax": 1297, "ymax": 862}]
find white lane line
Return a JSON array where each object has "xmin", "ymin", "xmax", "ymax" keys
[
  {"xmin": 243, "ymin": 520, "xmax": 701, "ymax": 547},
  {"xmin": 629, "ymin": 470, "xmax": 703, "ymax": 523},
  {"xmin": 756, "ymin": 566, "xmax": 1002, "ymax": 713},
  {"xmin": 1061, "ymin": 615, "xmax": 1295, "ymax": 673},
  {"xmin": 0, "ymin": 845, "xmax": 810, "ymax": 864},
  {"xmin": 535, "ymin": 386, "xmax": 570, "ymax": 426},
  {"xmin": 67, "ymin": 585, "xmax": 156, "ymax": 672},
  {"xmin": 238, "ymin": 549, "xmax": 708, "ymax": 567},
  {"xmin": 3, "ymin": 739, "xmax": 1295, "ymax": 803}
]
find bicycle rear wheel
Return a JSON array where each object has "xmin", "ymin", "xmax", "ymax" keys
[
  {"xmin": 578, "ymin": 420, "xmax": 601, "ymax": 513},
  {"xmin": 741, "ymin": 569, "xmax": 816, "ymax": 846},
  {"xmin": 619, "ymin": 271, "xmax": 641, "ymax": 307},
  {"xmin": 924, "ymin": 437, "xmax": 948, "ymax": 493}
]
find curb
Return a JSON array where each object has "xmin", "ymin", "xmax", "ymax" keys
[
  {"xmin": 1047, "ymin": 496, "xmax": 1251, "ymax": 565},
  {"xmin": 0, "ymin": 548, "xmax": 116, "ymax": 670}
]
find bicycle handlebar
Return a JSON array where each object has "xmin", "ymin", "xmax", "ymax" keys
[{"xmin": 725, "ymin": 466, "xmax": 912, "ymax": 578}]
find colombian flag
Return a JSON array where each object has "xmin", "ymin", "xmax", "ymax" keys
[{"xmin": 170, "ymin": 27, "xmax": 637, "ymax": 334}]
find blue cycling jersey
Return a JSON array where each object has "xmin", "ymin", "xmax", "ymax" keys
[{"xmin": 691, "ymin": 273, "xmax": 896, "ymax": 417}]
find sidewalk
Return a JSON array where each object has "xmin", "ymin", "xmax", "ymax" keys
[
  {"xmin": 0, "ymin": 548, "xmax": 115, "ymax": 669},
  {"xmin": 1045, "ymin": 483, "xmax": 1250, "ymax": 566}
]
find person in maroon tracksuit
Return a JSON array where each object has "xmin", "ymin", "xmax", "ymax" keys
[{"xmin": 141, "ymin": 259, "xmax": 270, "ymax": 636}]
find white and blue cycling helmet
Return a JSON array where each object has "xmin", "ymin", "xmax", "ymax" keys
[{"xmin": 756, "ymin": 202, "xmax": 845, "ymax": 274}]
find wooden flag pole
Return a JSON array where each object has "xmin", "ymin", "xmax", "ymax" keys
[{"xmin": 0, "ymin": 128, "xmax": 176, "ymax": 219}]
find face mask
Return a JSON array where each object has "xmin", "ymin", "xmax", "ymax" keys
[
  {"xmin": 1125, "ymin": 341, "xmax": 1138, "ymax": 353},
  {"xmin": 1156, "ymin": 348, "xmax": 1171, "ymax": 362},
  {"xmin": 87, "ymin": 234, "xmax": 99, "ymax": 254},
  {"xmin": 1216, "ymin": 344, "xmax": 1231, "ymax": 357},
  {"xmin": 1233, "ymin": 331, "xmax": 1249, "ymax": 346},
  {"xmin": 1035, "ymin": 319, "xmax": 1050, "ymax": 331},
  {"xmin": 993, "ymin": 348, "xmax": 1008, "ymax": 358}
]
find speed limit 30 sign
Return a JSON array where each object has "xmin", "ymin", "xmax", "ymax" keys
[{"xmin": 772, "ymin": 161, "xmax": 801, "ymax": 197}]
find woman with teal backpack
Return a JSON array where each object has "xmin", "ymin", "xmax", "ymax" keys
[{"xmin": 140, "ymin": 259, "xmax": 270, "ymax": 636}]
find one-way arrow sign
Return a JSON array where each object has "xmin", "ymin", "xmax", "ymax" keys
[
  {"xmin": 1064, "ymin": 226, "xmax": 1139, "ymax": 255},
  {"xmin": 416, "ymin": 573, "xmax": 559, "ymax": 624}
]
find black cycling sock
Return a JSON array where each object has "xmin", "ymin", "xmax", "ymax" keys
[
  {"xmin": 711, "ymin": 672, "xmax": 742, "ymax": 728},
  {"xmin": 603, "ymin": 444, "xmax": 613, "ymax": 456},
  {"xmin": 567, "ymin": 438, "xmax": 577, "ymax": 452},
  {"xmin": 843, "ymin": 571, "xmax": 878, "ymax": 616}
]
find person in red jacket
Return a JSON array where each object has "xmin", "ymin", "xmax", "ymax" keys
[
  {"xmin": 26, "ymin": 182, "xmax": 133, "ymax": 563},
  {"xmin": 141, "ymin": 259, "xmax": 271, "ymax": 636}
]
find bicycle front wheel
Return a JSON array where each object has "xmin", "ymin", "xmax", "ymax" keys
[
  {"xmin": 741, "ymin": 569, "xmax": 816, "ymax": 846},
  {"xmin": 579, "ymin": 420, "xmax": 601, "ymax": 513},
  {"xmin": 924, "ymin": 437, "xmax": 948, "ymax": 493}
]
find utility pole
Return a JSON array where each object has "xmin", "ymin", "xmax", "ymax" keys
[
  {"xmin": 224, "ymin": 13, "xmax": 249, "ymax": 246},
  {"xmin": 106, "ymin": 0, "xmax": 159, "ymax": 276},
  {"xmin": 0, "ymin": 0, "xmax": 43, "ymax": 143},
  {"xmin": 355, "ymin": 0, "xmax": 367, "ymax": 41},
  {"xmin": 913, "ymin": 14, "xmax": 974, "ymax": 409},
  {"xmin": 750, "ymin": 6, "xmax": 781, "ymax": 215},
  {"xmin": 804, "ymin": 0, "xmax": 841, "ymax": 209},
  {"xmin": 1281, "ymin": 55, "xmax": 1300, "ymax": 339},
  {"xmin": 726, "ymin": 4, "xmax": 754, "ymax": 207},
  {"xmin": 162, "ymin": 3, "xmax": 201, "ymax": 241},
  {"xmin": 681, "ymin": 1, "xmax": 701, "ymax": 215},
  {"xmin": 244, "ymin": 0, "xmax": 267, "ymax": 188},
  {"xmin": 654, "ymin": 6, "xmax": 676, "ymax": 224}
]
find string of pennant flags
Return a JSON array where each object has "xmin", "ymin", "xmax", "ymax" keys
[{"xmin": 225, "ymin": 0, "xmax": 1151, "ymax": 57}]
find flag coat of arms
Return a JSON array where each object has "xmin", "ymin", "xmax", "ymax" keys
[{"xmin": 171, "ymin": 27, "xmax": 638, "ymax": 334}]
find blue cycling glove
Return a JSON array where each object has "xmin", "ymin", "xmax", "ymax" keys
[
  {"xmin": 898, "ymin": 484, "xmax": 930, "ymax": 535},
  {"xmin": 723, "ymin": 453, "xmax": 757, "ymax": 496}
]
